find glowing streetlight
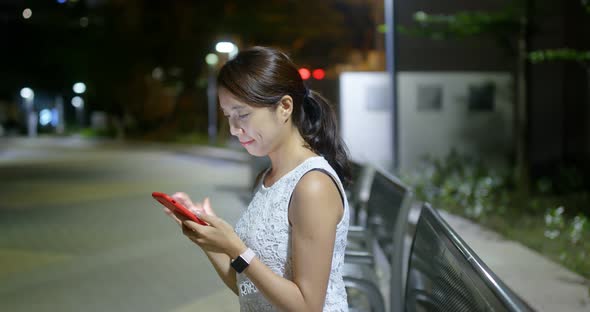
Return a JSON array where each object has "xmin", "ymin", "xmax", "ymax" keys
[
  {"xmin": 205, "ymin": 53, "xmax": 219, "ymax": 66},
  {"xmin": 20, "ymin": 87, "xmax": 34, "ymax": 99},
  {"xmin": 215, "ymin": 41, "xmax": 238, "ymax": 59},
  {"xmin": 73, "ymin": 82, "xmax": 86, "ymax": 94},
  {"xmin": 40, "ymin": 109, "xmax": 52, "ymax": 126},
  {"xmin": 22, "ymin": 8, "xmax": 32, "ymax": 19},
  {"xmin": 215, "ymin": 42, "xmax": 235, "ymax": 53},
  {"xmin": 71, "ymin": 96, "xmax": 84, "ymax": 108},
  {"xmin": 20, "ymin": 87, "xmax": 36, "ymax": 137}
]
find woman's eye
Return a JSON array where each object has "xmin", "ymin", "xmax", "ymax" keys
[{"xmin": 238, "ymin": 114, "xmax": 250, "ymax": 119}]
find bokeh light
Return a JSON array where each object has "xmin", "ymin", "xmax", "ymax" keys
[
  {"xmin": 22, "ymin": 8, "xmax": 32, "ymax": 20},
  {"xmin": 71, "ymin": 96, "xmax": 84, "ymax": 108},
  {"xmin": 205, "ymin": 53, "xmax": 219, "ymax": 66},
  {"xmin": 312, "ymin": 69, "xmax": 326, "ymax": 80},
  {"xmin": 73, "ymin": 82, "xmax": 86, "ymax": 94},
  {"xmin": 40, "ymin": 109, "xmax": 52, "ymax": 126},
  {"xmin": 299, "ymin": 68, "xmax": 311, "ymax": 80},
  {"xmin": 20, "ymin": 87, "xmax": 34, "ymax": 99}
]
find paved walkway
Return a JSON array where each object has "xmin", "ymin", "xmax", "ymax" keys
[
  {"xmin": 440, "ymin": 211, "xmax": 590, "ymax": 312},
  {"xmin": 139, "ymin": 138, "xmax": 590, "ymax": 311},
  {"xmin": 1, "ymin": 136, "xmax": 589, "ymax": 311}
]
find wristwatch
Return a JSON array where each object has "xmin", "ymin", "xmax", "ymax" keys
[{"xmin": 231, "ymin": 248, "xmax": 256, "ymax": 274}]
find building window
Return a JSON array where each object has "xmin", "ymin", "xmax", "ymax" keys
[
  {"xmin": 468, "ymin": 82, "xmax": 495, "ymax": 112},
  {"xmin": 417, "ymin": 84, "xmax": 443, "ymax": 111}
]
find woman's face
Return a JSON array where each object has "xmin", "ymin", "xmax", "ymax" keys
[{"xmin": 218, "ymin": 88, "xmax": 287, "ymax": 157}]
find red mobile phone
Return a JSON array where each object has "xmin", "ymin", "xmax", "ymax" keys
[{"xmin": 152, "ymin": 192, "xmax": 208, "ymax": 226}]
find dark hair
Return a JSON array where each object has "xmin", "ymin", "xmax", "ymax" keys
[{"xmin": 217, "ymin": 46, "xmax": 351, "ymax": 186}]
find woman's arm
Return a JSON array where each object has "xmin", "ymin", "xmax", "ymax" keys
[
  {"xmin": 182, "ymin": 171, "xmax": 343, "ymax": 311},
  {"xmin": 167, "ymin": 194, "xmax": 238, "ymax": 295},
  {"xmin": 237, "ymin": 171, "xmax": 343, "ymax": 311},
  {"xmin": 202, "ymin": 251, "xmax": 238, "ymax": 295}
]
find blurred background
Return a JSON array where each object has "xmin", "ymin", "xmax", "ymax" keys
[{"xmin": 0, "ymin": 0, "xmax": 589, "ymax": 310}]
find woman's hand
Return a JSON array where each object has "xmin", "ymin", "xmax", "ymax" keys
[
  {"xmin": 164, "ymin": 193, "xmax": 246, "ymax": 258},
  {"xmin": 162, "ymin": 192, "xmax": 210, "ymax": 225},
  {"xmin": 182, "ymin": 199, "xmax": 246, "ymax": 258}
]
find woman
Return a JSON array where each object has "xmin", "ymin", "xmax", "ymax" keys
[{"xmin": 166, "ymin": 46, "xmax": 351, "ymax": 312}]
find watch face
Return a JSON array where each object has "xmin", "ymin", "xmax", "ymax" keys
[{"xmin": 231, "ymin": 256, "xmax": 248, "ymax": 273}]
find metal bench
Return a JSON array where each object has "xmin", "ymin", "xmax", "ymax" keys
[
  {"xmin": 405, "ymin": 203, "xmax": 535, "ymax": 312},
  {"xmin": 344, "ymin": 165, "xmax": 414, "ymax": 312}
]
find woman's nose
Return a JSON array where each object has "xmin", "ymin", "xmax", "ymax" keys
[{"xmin": 229, "ymin": 119, "xmax": 244, "ymax": 136}]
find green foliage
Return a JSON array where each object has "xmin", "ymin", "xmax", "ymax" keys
[
  {"xmin": 402, "ymin": 150, "xmax": 510, "ymax": 219},
  {"xmin": 401, "ymin": 151, "xmax": 590, "ymax": 280},
  {"xmin": 528, "ymin": 1, "xmax": 590, "ymax": 67},
  {"xmin": 398, "ymin": 9, "xmax": 519, "ymax": 41},
  {"xmin": 529, "ymin": 49, "xmax": 590, "ymax": 64}
]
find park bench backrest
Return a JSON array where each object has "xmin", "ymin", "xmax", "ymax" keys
[
  {"xmin": 366, "ymin": 167, "xmax": 414, "ymax": 312},
  {"xmin": 366, "ymin": 168, "xmax": 412, "ymax": 258},
  {"xmin": 405, "ymin": 203, "xmax": 534, "ymax": 312},
  {"xmin": 347, "ymin": 162, "xmax": 376, "ymax": 225}
]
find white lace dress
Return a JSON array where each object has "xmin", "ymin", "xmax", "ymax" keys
[{"xmin": 234, "ymin": 156, "xmax": 349, "ymax": 312}]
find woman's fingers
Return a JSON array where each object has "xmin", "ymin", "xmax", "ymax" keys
[
  {"xmin": 164, "ymin": 207, "xmax": 190, "ymax": 227},
  {"xmin": 202, "ymin": 197, "xmax": 217, "ymax": 217},
  {"xmin": 182, "ymin": 223, "xmax": 194, "ymax": 236},
  {"xmin": 182, "ymin": 222, "xmax": 207, "ymax": 245},
  {"xmin": 172, "ymin": 192, "xmax": 193, "ymax": 208},
  {"xmin": 163, "ymin": 208, "xmax": 182, "ymax": 225},
  {"xmin": 171, "ymin": 192, "xmax": 205, "ymax": 215}
]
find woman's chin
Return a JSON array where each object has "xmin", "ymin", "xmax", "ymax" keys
[
  {"xmin": 244, "ymin": 146, "xmax": 266, "ymax": 157},
  {"xmin": 247, "ymin": 150, "xmax": 266, "ymax": 157}
]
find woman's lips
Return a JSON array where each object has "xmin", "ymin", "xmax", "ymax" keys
[{"xmin": 240, "ymin": 139, "xmax": 255, "ymax": 146}]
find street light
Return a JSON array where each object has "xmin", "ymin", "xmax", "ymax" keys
[
  {"xmin": 71, "ymin": 96, "xmax": 84, "ymax": 108},
  {"xmin": 20, "ymin": 87, "xmax": 36, "ymax": 137},
  {"xmin": 73, "ymin": 82, "xmax": 86, "ymax": 94},
  {"xmin": 215, "ymin": 41, "xmax": 238, "ymax": 59},
  {"xmin": 205, "ymin": 41, "xmax": 238, "ymax": 145},
  {"xmin": 205, "ymin": 53, "xmax": 219, "ymax": 66},
  {"xmin": 20, "ymin": 87, "xmax": 34, "ymax": 99},
  {"xmin": 205, "ymin": 53, "xmax": 219, "ymax": 145},
  {"xmin": 22, "ymin": 8, "xmax": 32, "ymax": 20},
  {"xmin": 72, "ymin": 83, "xmax": 86, "ymax": 128}
]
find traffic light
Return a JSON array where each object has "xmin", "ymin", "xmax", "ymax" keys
[
  {"xmin": 312, "ymin": 69, "xmax": 325, "ymax": 80},
  {"xmin": 299, "ymin": 68, "xmax": 325, "ymax": 80},
  {"xmin": 298, "ymin": 68, "xmax": 311, "ymax": 80}
]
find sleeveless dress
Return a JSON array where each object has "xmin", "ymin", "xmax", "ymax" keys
[{"xmin": 234, "ymin": 156, "xmax": 349, "ymax": 312}]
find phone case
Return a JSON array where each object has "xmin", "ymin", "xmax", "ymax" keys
[{"xmin": 152, "ymin": 192, "xmax": 208, "ymax": 226}]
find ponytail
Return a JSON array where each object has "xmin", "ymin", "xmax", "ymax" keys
[{"xmin": 297, "ymin": 89, "xmax": 352, "ymax": 187}]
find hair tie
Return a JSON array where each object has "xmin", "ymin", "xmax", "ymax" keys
[{"xmin": 304, "ymin": 87, "xmax": 311, "ymax": 99}]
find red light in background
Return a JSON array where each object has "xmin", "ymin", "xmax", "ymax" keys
[
  {"xmin": 312, "ymin": 69, "xmax": 325, "ymax": 80},
  {"xmin": 299, "ymin": 68, "xmax": 311, "ymax": 80}
]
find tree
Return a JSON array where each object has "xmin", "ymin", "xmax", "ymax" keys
[
  {"xmin": 398, "ymin": 0, "xmax": 539, "ymax": 194},
  {"xmin": 89, "ymin": 0, "xmax": 354, "ymax": 137},
  {"xmin": 528, "ymin": 0, "xmax": 590, "ymax": 145},
  {"xmin": 1, "ymin": 0, "xmax": 355, "ymax": 137}
]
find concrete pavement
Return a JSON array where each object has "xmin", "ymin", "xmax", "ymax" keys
[
  {"xmin": 0, "ymin": 136, "xmax": 247, "ymax": 311},
  {"xmin": 440, "ymin": 211, "xmax": 590, "ymax": 311},
  {"xmin": 1, "ymin": 136, "xmax": 589, "ymax": 311}
]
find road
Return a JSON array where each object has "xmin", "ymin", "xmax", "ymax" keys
[{"xmin": 0, "ymin": 137, "xmax": 249, "ymax": 311}]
